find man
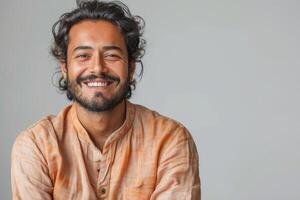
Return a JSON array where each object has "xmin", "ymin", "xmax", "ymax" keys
[{"xmin": 11, "ymin": 1, "xmax": 201, "ymax": 199}]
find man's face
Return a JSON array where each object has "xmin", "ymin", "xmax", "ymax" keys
[{"xmin": 61, "ymin": 20, "xmax": 132, "ymax": 112}]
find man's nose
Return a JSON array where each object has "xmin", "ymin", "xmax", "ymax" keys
[{"xmin": 91, "ymin": 53, "xmax": 108, "ymax": 73}]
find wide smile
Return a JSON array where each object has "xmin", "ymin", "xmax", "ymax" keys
[{"xmin": 82, "ymin": 79, "xmax": 114, "ymax": 90}]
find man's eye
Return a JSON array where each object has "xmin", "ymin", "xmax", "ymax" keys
[
  {"xmin": 105, "ymin": 54, "xmax": 121, "ymax": 60},
  {"xmin": 76, "ymin": 54, "xmax": 90, "ymax": 59}
]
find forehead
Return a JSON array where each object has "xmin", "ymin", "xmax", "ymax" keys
[{"xmin": 68, "ymin": 20, "xmax": 126, "ymax": 50}]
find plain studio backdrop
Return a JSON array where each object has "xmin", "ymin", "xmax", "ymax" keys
[{"xmin": 1, "ymin": 0, "xmax": 300, "ymax": 199}]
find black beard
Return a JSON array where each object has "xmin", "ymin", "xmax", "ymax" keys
[{"xmin": 67, "ymin": 74, "xmax": 130, "ymax": 112}]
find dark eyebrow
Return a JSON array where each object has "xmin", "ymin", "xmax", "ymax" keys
[
  {"xmin": 102, "ymin": 45, "xmax": 124, "ymax": 53},
  {"xmin": 72, "ymin": 45, "xmax": 124, "ymax": 54},
  {"xmin": 72, "ymin": 46, "xmax": 93, "ymax": 53}
]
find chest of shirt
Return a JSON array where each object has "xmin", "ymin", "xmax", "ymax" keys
[{"xmin": 47, "ymin": 129, "xmax": 158, "ymax": 199}]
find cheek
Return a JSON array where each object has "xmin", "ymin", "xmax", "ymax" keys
[
  {"xmin": 114, "ymin": 65, "xmax": 129, "ymax": 80},
  {"xmin": 67, "ymin": 63, "xmax": 87, "ymax": 80}
]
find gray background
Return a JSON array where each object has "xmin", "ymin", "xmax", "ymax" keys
[{"xmin": 1, "ymin": 0, "xmax": 299, "ymax": 199}]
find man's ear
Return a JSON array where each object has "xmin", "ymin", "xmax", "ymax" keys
[
  {"xmin": 129, "ymin": 62, "xmax": 136, "ymax": 81},
  {"xmin": 60, "ymin": 62, "xmax": 67, "ymax": 80}
]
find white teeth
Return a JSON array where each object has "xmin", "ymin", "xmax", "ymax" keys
[{"xmin": 87, "ymin": 82, "xmax": 108, "ymax": 87}]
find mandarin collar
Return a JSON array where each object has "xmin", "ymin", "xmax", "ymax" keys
[{"xmin": 70, "ymin": 101, "xmax": 135, "ymax": 151}]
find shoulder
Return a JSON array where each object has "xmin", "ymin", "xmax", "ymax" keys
[
  {"xmin": 12, "ymin": 105, "xmax": 72, "ymax": 158},
  {"xmin": 14, "ymin": 117, "xmax": 55, "ymax": 147},
  {"xmin": 12, "ymin": 117, "xmax": 54, "ymax": 164},
  {"xmin": 130, "ymin": 102, "xmax": 199, "ymax": 164},
  {"xmin": 131, "ymin": 103, "xmax": 193, "ymax": 141}
]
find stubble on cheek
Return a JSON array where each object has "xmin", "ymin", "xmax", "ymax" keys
[{"xmin": 68, "ymin": 79, "xmax": 84, "ymax": 98}]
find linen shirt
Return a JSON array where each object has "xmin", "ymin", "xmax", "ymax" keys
[{"xmin": 11, "ymin": 101, "xmax": 201, "ymax": 199}]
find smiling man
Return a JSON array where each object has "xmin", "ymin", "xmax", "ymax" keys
[{"xmin": 11, "ymin": 1, "xmax": 200, "ymax": 199}]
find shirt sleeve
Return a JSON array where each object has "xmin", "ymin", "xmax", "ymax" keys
[
  {"xmin": 150, "ymin": 127, "xmax": 201, "ymax": 200},
  {"xmin": 11, "ymin": 131, "xmax": 53, "ymax": 200}
]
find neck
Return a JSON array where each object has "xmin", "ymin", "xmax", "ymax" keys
[{"xmin": 74, "ymin": 100, "xmax": 126, "ymax": 150}]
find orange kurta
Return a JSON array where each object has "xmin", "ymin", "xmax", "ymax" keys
[{"xmin": 12, "ymin": 101, "xmax": 200, "ymax": 199}]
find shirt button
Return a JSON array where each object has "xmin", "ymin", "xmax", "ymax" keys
[{"xmin": 100, "ymin": 188, "xmax": 106, "ymax": 194}]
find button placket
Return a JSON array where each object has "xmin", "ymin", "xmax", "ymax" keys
[
  {"xmin": 97, "ymin": 139, "xmax": 117, "ymax": 199},
  {"xmin": 98, "ymin": 161, "xmax": 106, "ymax": 180},
  {"xmin": 96, "ymin": 151, "xmax": 109, "ymax": 199},
  {"xmin": 97, "ymin": 177, "xmax": 109, "ymax": 198}
]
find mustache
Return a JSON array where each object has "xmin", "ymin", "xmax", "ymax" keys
[{"xmin": 76, "ymin": 73, "xmax": 120, "ymax": 84}]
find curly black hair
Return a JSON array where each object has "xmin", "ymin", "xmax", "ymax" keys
[{"xmin": 51, "ymin": 0, "xmax": 145, "ymax": 100}]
